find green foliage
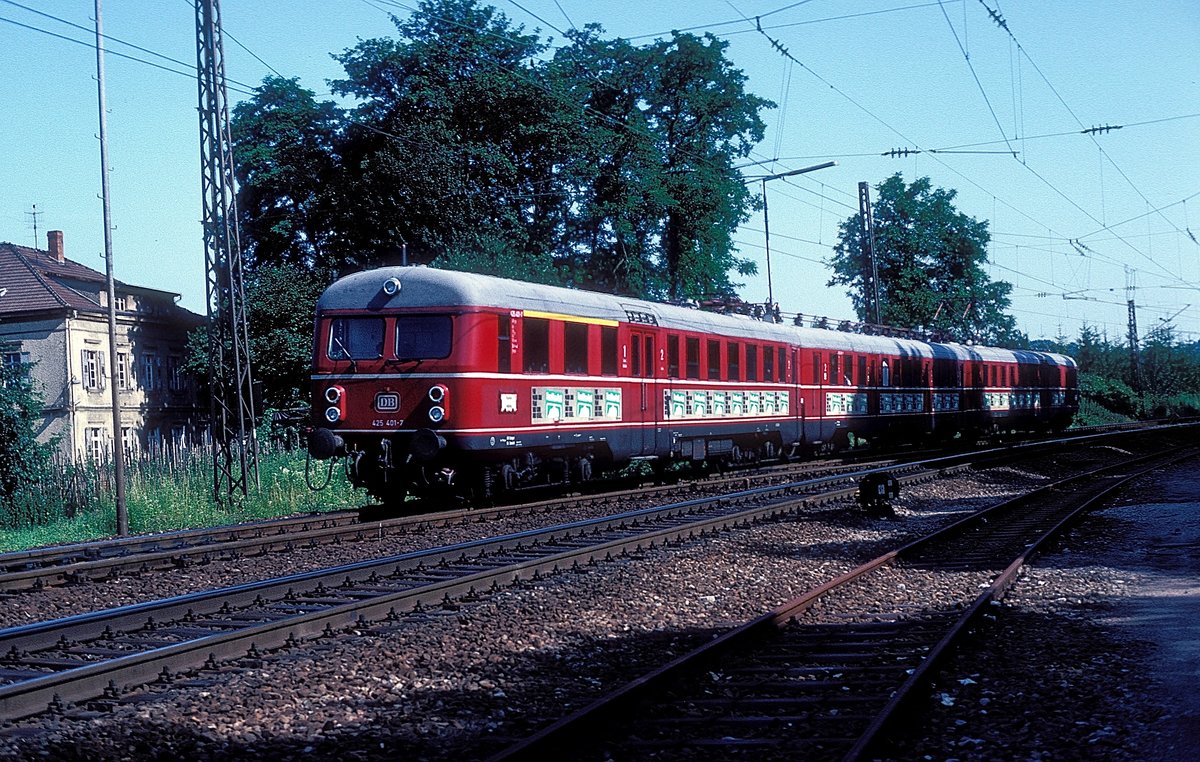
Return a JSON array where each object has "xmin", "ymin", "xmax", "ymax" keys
[
  {"xmin": 0, "ymin": 446, "xmax": 360, "ymax": 552},
  {"xmin": 829, "ymin": 173, "xmax": 1021, "ymax": 345},
  {"xmin": 1079, "ymin": 372, "xmax": 1138, "ymax": 418},
  {"xmin": 0, "ymin": 362, "xmax": 58, "ymax": 516},
  {"xmin": 244, "ymin": 263, "xmax": 332, "ymax": 409},
  {"xmin": 232, "ymin": 76, "xmax": 342, "ymax": 268},
  {"xmin": 230, "ymin": 0, "xmax": 771, "ymax": 301}
]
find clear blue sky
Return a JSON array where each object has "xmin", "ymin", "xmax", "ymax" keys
[{"xmin": 2, "ymin": 1, "xmax": 1198, "ymax": 343}]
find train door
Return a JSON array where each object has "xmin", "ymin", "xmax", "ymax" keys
[
  {"xmin": 791, "ymin": 347, "xmax": 805, "ymax": 451},
  {"xmin": 630, "ymin": 329, "xmax": 658, "ymax": 455}
]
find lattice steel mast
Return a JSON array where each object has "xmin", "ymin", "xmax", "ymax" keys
[{"xmin": 196, "ymin": 0, "xmax": 259, "ymax": 502}]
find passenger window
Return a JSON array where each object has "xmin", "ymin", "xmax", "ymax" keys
[
  {"xmin": 707, "ymin": 340, "xmax": 721, "ymax": 380},
  {"xmin": 812, "ymin": 352, "xmax": 821, "ymax": 385},
  {"xmin": 497, "ymin": 315, "xmax": 511, "ymax": 373},
  {"xmin": 746, "ymin": 345, "xmax": 758, "ymax": 382},
  {"xmin": 686, "ymin": 338, "xmax": 700, "ymax": 379},
  {"xmin": 858, "ymin": 355, "xmax": 867, "ymax": 386},
  {"xmin": 727, "ymin": 342, "xmax": 740, "ymax": 381},
  {"xmin": 601, "ymin": 326, "xmax": 617, "ymax": 376},
  {"xmin": 523, "ymin": 318, "xmax": 550, "ymax": 373},
  {"xmin": 780, "ymin": 348, "xmax": 788, "ymax": 383},
  {"xmin": 564, "ymin": 322, "xmax": 588, "ymax": 374},
  {"xmin": 644, "ymin": 337, "xmax": 655, "ymax": 378},
  {"xmin": 831, "ymin": 354, "xmax": 840, "ymax": 386},
  {"xmin": 631, "ymin": 335, "xmax": 642, "ymax": 377},
  {"xmin": 668, "ymin": 335, "xmax": 680, "ymax": 378},
  {"xmin": 763, "ymin": 346, "xmax": 774, "ymax": 382}
]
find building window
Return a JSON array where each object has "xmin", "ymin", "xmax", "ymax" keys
[
  {"xmin": 117, "ymin": 352, "xmax": 131, "ymax": 390},
  {"xmin": 169, "ymin": 355, "xmax": 185, "ymax": 392},
  {"xmin": 115, "ymin": 294, "xmax": 128, "ymax": 311},
  {"xmin": 142, "ymin": 352, "xmax": 159, "ymax": 391},
  {"xmin": 2, "ymin": 350, "xmax": 30, "ymax": 387},
  {"xmin": 85, "ymin": 427, "xmax": 106, "ymax": 462},
  {"xmin": 81, "ymin": 349, "xmax": 105, "ymax": 391},
  {"xmin": 121, "ymin": 427, "xmax": 138, "ymax": 458}
]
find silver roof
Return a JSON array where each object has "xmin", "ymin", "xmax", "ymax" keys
[{"xmin": 319, "ymin": 266, "xmax": 1064, "ymax": 366}]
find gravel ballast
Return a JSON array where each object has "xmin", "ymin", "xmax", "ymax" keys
[{"xmin": 1, "ymin": 445, "xmax": 1195, "ymax": 761}]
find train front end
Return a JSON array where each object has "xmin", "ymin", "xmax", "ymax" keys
[{"xmin": 307, "ymin": 268, "xmax": 464, "ymax": 505}]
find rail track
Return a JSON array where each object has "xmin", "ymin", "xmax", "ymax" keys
[
  {"xmin": 0, "ymin": 454, "xmax": 955, "ymax": 724},
  {"xmin": 0, "ymin": 421, "xmax": 1164, "ymax": 595},
  {"xmin": 488, "ymin": 445, "xmax": 1194, "ymax": 761},
  {"xmin": 0, "ymin": 457, "xmax": 897, "ymax": 594}
]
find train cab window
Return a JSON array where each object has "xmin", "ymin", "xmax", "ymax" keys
[
  {"xmin": 667, "ymin": 335, "xmax": 680, "ymax": 378},
  {"xmin": 601, "ymin": 326, "xmax": 618, "ymax": 376},
  {"xmin": 394, "ymin": 315, "xmax": 453, "ymax": 360},
  {"xmin": 746, "ymin": 345, "xmax": 758, "ymax": 382},
  {"xmin": 707, "ymin": 340, "xmax": 721, "ymax": 380},
  {"xmin": 329, "ymin": 317, "xmax": 385, "ymax": 361},
  {"xmin": 727, "ymin": 342, "xmax": 740, "ymax": 381},
  {"xmin": 497, "ymin": 315, "xmax": 511, "ymax": 373},
  {"xmin": 564, "ymin": 322, "xmax": 589, "ymax": 374},
  {"xmin": 523, "ymin": 318, "xmax": 550, "ymax": 373},
  {"xmin": 763, "ymin": 346, "xmax": 774, "ymax": 382},
  {"xmin": 631, "ymin": 335, "xmax": 642, "ymax": 377},
  {"xmin": 685, "ymin": 338, "xmax": 700, "ymax": 379}
]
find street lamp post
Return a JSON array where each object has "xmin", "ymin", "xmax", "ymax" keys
[{"xmin": 747, "ymin": 161, "xmax": 837, "ymax": 307}]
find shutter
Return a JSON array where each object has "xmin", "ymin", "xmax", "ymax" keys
[{"xmin": 98, "ymin": 352, "xmax": 107, "ymax": 390}]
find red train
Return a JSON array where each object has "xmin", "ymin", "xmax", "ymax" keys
[{"xmin": 307, "ymin": 267, "xmax": 1078, "ymax": 504}]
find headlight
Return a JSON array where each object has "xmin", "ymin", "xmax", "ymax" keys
[
  {"xmin": 428, "ymin": 384, "xmax": 446, "ymax": 403},
  {"xmin": 325, "ymin": 386, "xmax": 343, "ymax": 404},
  {"xmin": 324, "ymin": 406, "xmax": 342, "ymax": 423},
  {"xmin": 428, "ymin": 405, "xmax": 445, "ymax": 423}
]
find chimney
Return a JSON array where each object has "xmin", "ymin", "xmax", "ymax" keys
[{"xmin": 47, "ymin": 230, "xmax": 64, "ymax": 263}]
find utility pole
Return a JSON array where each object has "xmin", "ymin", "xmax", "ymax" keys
[
  {"xmin": 95, "ymin": 0, "xmax": 128, "ymax": 535},
  {"xmin": 1126, "ymin": 268, "xmax": 1141, "ymax": 393},
  {"xmin": 747, "ymin": 161, "xmax": 837, "ymax": 310},
  {"xmin": 196, "ymin": 0, "xmax": 259, "ymax": 503},
  {"xmin": 857, "ymin": 181, "xmax": 881, "ymax": 325}
]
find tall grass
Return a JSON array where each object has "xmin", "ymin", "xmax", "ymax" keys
[{"xmin": 0, "ymin": 443, "xmax": 361, "ymax": 552}]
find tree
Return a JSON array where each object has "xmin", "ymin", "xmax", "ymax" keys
[
  {"xmin": 329, "ymin": 0, "xmax": 568, "ymax": 270},
  {"xmin": 232, "ymin": 76, "xmax": 342, "ymax": 269},
  {"xmin": 829, "ymin": 174, "xmax": 1021, "ymax": 345},
  {"xmin": 244, "ymin": 264, "xmax": 332, "ymax": 410},
  {"xmin": 549, "ymin": 27, "xmax": 770, "ymax": 300},
  {"xmin": 0, "ymin": 363, "xmax": 54, "ymax": 517}
]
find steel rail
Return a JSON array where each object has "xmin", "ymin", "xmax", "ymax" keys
[
  {"xmin": 0, "ymin": 457, "xmax": 900, "ymax": 593},
  {"xmin": 488, "ymin": 446, "xmax": 1194, "ymax": 761},
  {"xmin": 0, "ymin": 420, "xmax": 1179, "ymax": 593},
  {"xmin": 0, "ymin": 460, "xmax": 947, "ymax": 723}
]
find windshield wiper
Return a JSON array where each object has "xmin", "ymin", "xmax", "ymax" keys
[{"xmin": 331, "ymin": 336, "xmax": 358, "ymax": 373}]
